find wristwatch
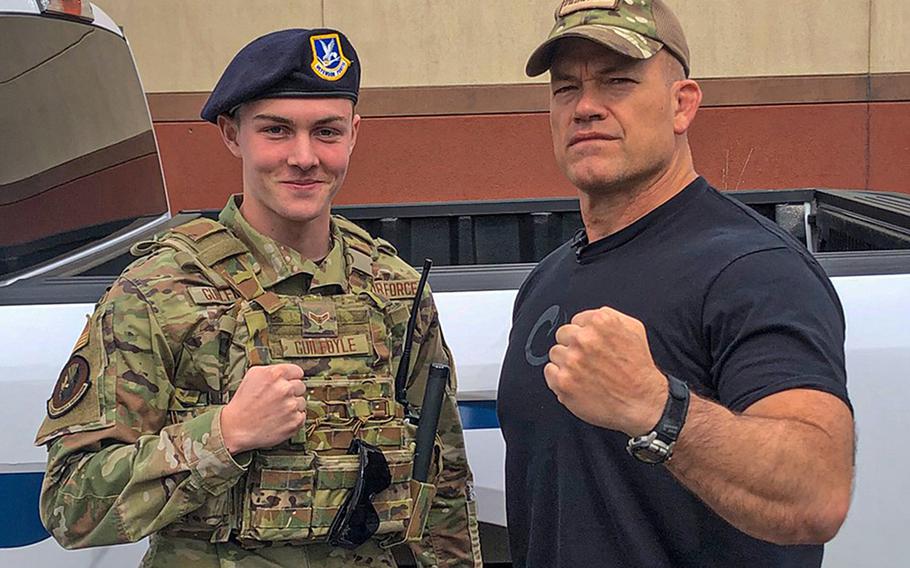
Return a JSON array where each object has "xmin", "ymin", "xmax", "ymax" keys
[{"xmin": 626, "ymin": 374, "xmax": 690, "ymax": 464}]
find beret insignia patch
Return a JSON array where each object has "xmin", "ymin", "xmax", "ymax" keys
[
  {"xmin": 47, "ymin": 356, "xmax": 91, "ymax": 419},
  {"xmin": 310, "ymin": 33, "xmax": 351, "ymax": 81}
]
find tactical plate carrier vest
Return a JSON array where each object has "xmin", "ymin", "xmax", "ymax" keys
[{"xmin": 136, "ymin": 217, "xmax": 436, "ymax": 547}]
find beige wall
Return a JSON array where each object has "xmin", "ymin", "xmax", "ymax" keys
[
  {"xmin": 96, "ymin": 0, "xmax": 906, "ymax": 93},
  {"xmin": 99, "ymin": 0, "xmax": 324, "ymax": 93},
  {"xmin": 326, "ymin": 0, "xmax": 552, "ymax": 87},
  {"xmin": 673, "ymin": 0, "xmax": 870, "ymax": 78},
  {"xmin": 871, "ymin": 0, "xmax": 910, "ymax": 73}
]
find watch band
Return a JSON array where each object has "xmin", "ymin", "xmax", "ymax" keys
[
  {"xmin": 654, "ymin": 374, "xmax": 690, "ymax": 445},
  {"xmin": 626, "ymin": 374, "xmax": 690, "ymax": 464}
]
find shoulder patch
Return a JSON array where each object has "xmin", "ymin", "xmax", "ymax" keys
[
  {"xmin": 374, "ymin": 279, "xmax": 420, "ymax": 300},
  {"xmin": 47, "ymin": 356, "xmax": 92, "ymax": 419}
]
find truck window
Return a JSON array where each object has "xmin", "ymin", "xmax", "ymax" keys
[{"xmin": 0, "ymin": 12, "xmax": 167, "ymax": 279}]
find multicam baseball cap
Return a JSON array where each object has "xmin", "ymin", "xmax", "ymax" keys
[{"xmin": 526, "ymin": 0, "xmax": 690, "ymax": 77}]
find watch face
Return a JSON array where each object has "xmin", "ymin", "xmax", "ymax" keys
[
  {"xmin": 627, "ymin": 437, "xmax": 674, "ymax": 464},
  {"xmin": 632, "ymin": 446, "xmax": 667, "ymax": 464}
]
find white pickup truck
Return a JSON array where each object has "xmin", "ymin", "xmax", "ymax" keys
[{"xmin": 2, "ymin": 2, "xmax": 910, "ymax": 566}]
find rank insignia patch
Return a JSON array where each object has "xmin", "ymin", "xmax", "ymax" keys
[
  {"xmin": 310, "ymin": 33, "xmax": 351, "ymax": 81},
  {"xmin": 47, "ymin": 355, "xmax": 91, "ymax": 418},
  {"xmin": 301, "ymin": 300, "xmax": 338, "ymax": 337},
  {"xmin": 307, "ymin": 311, "xmax": 332, "ymax": 325}
]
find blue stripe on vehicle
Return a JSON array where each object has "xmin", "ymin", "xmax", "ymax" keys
[
  {"xmin": 457, "ymin": 400, "xmax": 500, "ymax": 429},
  {"xmin": 0, "ymin": 403, "xmax": 500, "ymax": 548},
  {"xmin": 0, "ymin": 472, "xmax": 50, "ymax": 548}
]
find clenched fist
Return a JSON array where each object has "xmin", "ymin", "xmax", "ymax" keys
[
  {"xmin": 545, "ymin": 306, "xmax": 668, "ymax": 436},
  {"xmin": 221, "ymin": 363, "xmax": 307, "ymax": 454}
]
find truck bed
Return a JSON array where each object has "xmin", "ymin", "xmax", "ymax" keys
[{"xmin": 2, "ymin": 191, "xmax": 910, "ymax": 567}]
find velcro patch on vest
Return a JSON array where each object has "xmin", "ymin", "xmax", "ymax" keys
[
  {"xmin": 302, "ymin": 299, "xmax": 338, "ymax": 337},
  {"xmin": 374, "ymin": 279, "xmax": 420, "ymax": 300},
  {"xmin": 188, "ymin": 286, "xmax": 239, "ymax": 305},
  {"xmin": 557, "ymin": 0, "xmax": 620, "ymax": 17},
  {"xmin": 260, "ymin": 468, "xmax": 315, "ymax": 491},
  {"xmin": 279, "ymin": 335, "xmax": 371, "ymax": 358}
]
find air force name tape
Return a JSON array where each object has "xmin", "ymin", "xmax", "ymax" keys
[{"xmin": 374, "ymin": 279, "xmax": 420, "ymax": 300}]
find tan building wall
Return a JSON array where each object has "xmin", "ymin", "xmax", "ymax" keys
[
  {"xmin": 99, "ymin": 0, "xmax": 323, "ymax": 93},
  {"xmin": 98, "ymin": 0, "xmax": 908, "ymax": 92},
  {"xmin": 871, "ymin": 0, "xmax": 910, "ymax": 73},
  {"xmin": 92, "ymin": 0, "xmax": 910, "ymax": 209}
]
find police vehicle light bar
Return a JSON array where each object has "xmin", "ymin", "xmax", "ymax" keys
[{"xmin": 38, "ymin": 0, "xmax": 94, "ymax": 22}]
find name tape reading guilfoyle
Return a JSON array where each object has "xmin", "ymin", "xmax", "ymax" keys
[
  {"xmin": 188, "ymin": 287, "xmax": 239, "ymax": 305},
  {"xmin": 280, "ymin": 335, "xmax": 371, "ymax": 358}
]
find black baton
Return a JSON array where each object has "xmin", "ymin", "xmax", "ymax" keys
[
  {"xmin": 412, "ymin": 363, "xmax": 449, "ymax": 483},
  {"xmin": 395, "ymin": 258, "xmax": 433, "ymax": 419}
]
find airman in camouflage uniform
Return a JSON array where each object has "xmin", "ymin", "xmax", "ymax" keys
[{"xmin": 35, "ymin": 28, "xmax": 483, "ymax": 568}]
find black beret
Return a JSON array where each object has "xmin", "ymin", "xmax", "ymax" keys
[{"xmin": 201, "ymin": 28, "xmax": 361, "ymax": 123}]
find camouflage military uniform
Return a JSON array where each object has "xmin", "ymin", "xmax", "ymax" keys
[{"xmin": 35, "ymin": 196, "xmax": 483, "ymax": 567}]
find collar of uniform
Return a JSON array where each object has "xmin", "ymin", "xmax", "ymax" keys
[
  {"xmin": 309, "ymin": 221, "xmax": 348, "ymax": 293},
  {"xmin": 217, "ymin": 195, "xmax": 347, "ymax": 291}
]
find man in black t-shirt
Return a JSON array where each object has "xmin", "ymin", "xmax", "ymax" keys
[{"xmin": 497, "ymin": 2, "xmax": 856, "ymax": 567}]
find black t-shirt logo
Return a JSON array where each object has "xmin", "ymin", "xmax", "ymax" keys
[{"xmin": 524, "ymin": 304, "xmax": 564, "ymax": 367}]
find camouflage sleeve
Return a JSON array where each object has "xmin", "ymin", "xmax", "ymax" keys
[
  {"xmin": 34, "ymin": 276, "xmax": 248, "ymax": 548},
  {"xmin": 405, "ymin": 291, "xmax": 483, "ymax": 567}
]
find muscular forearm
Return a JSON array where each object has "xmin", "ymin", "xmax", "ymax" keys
[
  {"xmin": 40, "ymin": 408, "xmax": 246, "ymax": 548},
  {"xmin": 666, "ymin": 394, "xmax": 853, "ymax": 545}
]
